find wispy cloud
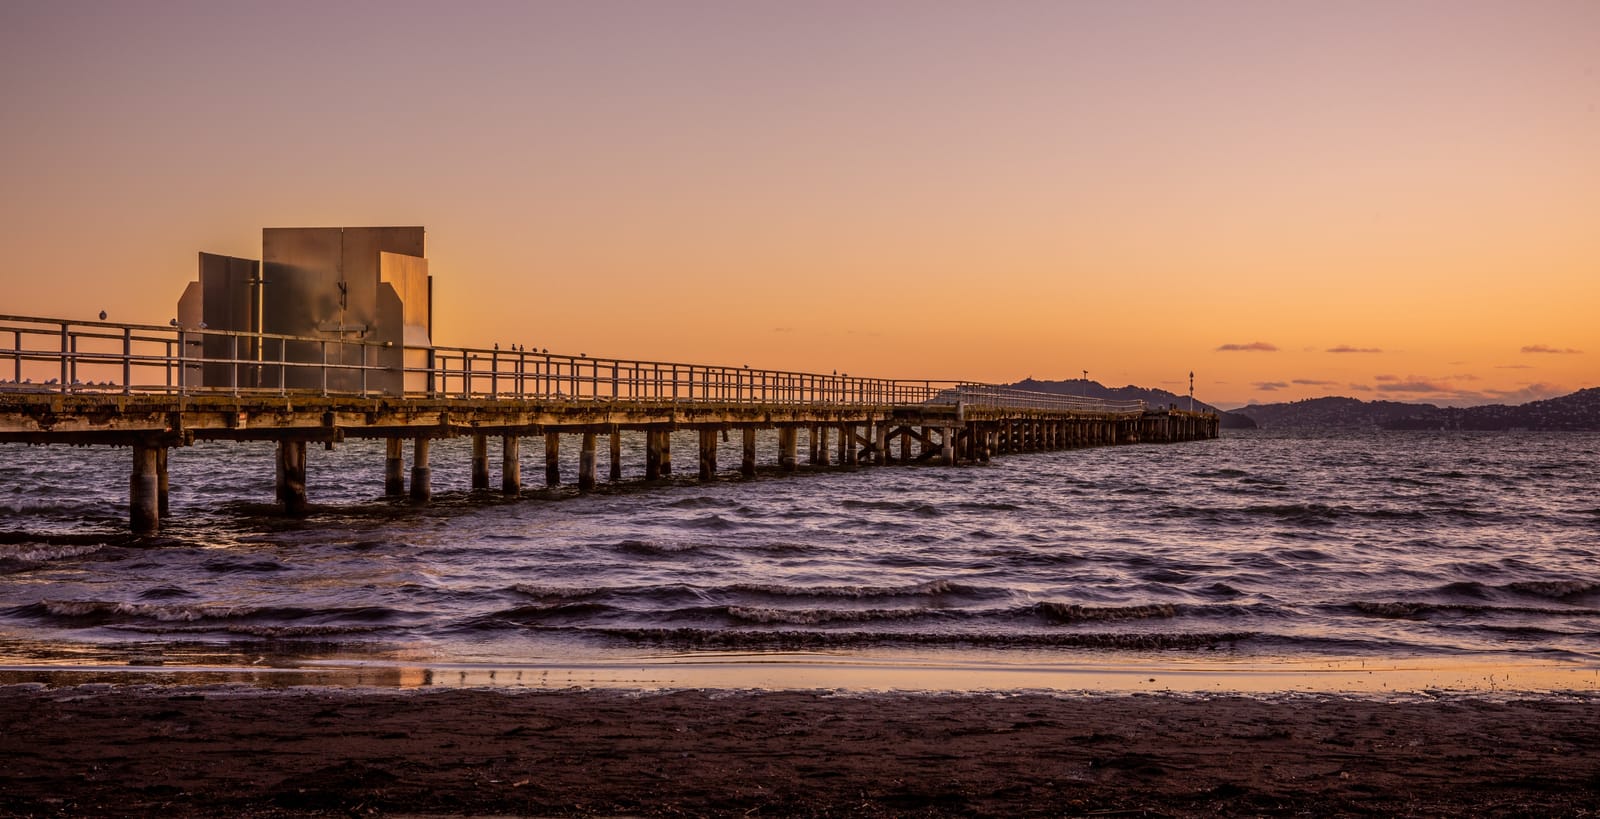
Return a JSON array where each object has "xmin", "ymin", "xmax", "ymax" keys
[
  {"xmin": 1217, "ymin": 341, "xmax": 1278, "ymax": 352},
  {"xmin": 1292, "ymin": 379, "xmax": 1338, "ymax": 386},
  {"xmin": 1252, "ymin": 381, "xmax": 1289, "ymax": 390},
  {"xmin": 1494, "ymin": 364, "xmax": 1533, "ymax": 369},
  {"xmin": 1521, "ymin": 344, "xmax": 1582, "ymax": 354},
  {"xmin": 1376, "ymin": 380, "xmax": 1451, "ymax": 393},
  {"xmin": 1326, "ymin": 345, "xmax": 1383, "ymax": 354}
]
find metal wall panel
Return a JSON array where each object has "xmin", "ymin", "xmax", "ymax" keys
[
  {"xmin": 260, "ymin": 227, "xmax": 425, "ymax": 392},
  {"xmin": 198, "ymin": 252, "xmax": 260, "ymax": 388},
  {"xmin": 378, "ymin": 251, "xmax": 431, "ymax": 394}
]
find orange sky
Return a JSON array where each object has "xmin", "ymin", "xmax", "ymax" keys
[{"xmin": 2, "ymin": 1, "xmax": 1594, "ymax": 407}]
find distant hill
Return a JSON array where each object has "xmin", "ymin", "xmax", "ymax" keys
[
  {"xmin": 1007, "ymin": 378, "xmax": 1258, "ymax": 429},
  {"xmin": 1231, "ymin": 388, "xmax": 1600, "ymax": 431}
]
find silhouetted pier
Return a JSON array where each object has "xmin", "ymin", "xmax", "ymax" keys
[{"xmin": 0, "ymin": 313, "xmax": 1216, "ymax": 533}]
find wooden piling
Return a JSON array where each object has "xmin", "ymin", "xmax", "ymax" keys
[
  {"xmin": 646, "ymin": 429, "xmax": 664, "ymax": 480},
  {"xmin": 276, "ymin": 439, "xmax": 308, "ymax": 516},
  {"xmin": 545, "ymin": 432, "xmax": 561, "ymax": 486},
  {"xmin": 579, "ymin": 432, "xmax": 597, "ymax": 491},
  {"xmin": 609, "ymin": 430, "xmax": 623, "ymax": 482},
  {"xmin": 698, "ymin": 428, "xmax": 717, "ymax": 482},
  {"xmin": 156, "ymin": 446, "xmax": 169, "ymax": 517},
  {"xmin": 741, "ymin": 428, "xmax": 757, "ymax": 477},
  {"xmin": 778, "ymin": 426, "xmax": 798, "ymax": 472},
  {"xmin": 839, "ymin": 423, "xmax": 854, "ymax": 467},
  {"xmin": 471, "ymin": 434, "xmax": 489, "ymax": 490},
  {"xmin": 502, "ymin": 434, "xmax": 521, "ymax": 495},
  {"xmin": 410, "ymin": 438, "xmax": 431, "ymax": 503},
  {"xmin": 384, "ymin": 438, "xmax": 405, "ymax": 496},
  {"xmin": 130, "ymin": 444, "xmax": 160, "ymax": 534},
  {"xmin": 817, "ymin": 426, "xmax": 830, "ymax": 466},
  {"xmin": 941, "ymin": 427, "xmax": 955, "ymax": 465}
]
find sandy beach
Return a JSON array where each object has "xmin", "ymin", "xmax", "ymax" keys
[{"xmin": 3, "ymin": 683, "xmax": 1598, "ymax": 817}]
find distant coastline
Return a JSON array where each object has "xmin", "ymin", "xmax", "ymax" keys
[{"xmin": 1007, "ymin": 379, "xmax": 1600, "ymax": 432}]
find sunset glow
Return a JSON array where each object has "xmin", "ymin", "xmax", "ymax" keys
[{"xmin": 2, "ymin": 0, "xmax": 1594, "ymax": 407}]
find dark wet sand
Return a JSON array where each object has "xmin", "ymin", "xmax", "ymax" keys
[{"xmin": 3, "ymin": 685, "xmax": 1598, "ymax": 817}]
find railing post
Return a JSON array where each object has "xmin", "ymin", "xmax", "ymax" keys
[
  {"xmin": 490, "ymin": 350, "xmax": 499, "ymax": 397},
  {"xmin": 230, "ymin": 334, "xmax": 239, "ymax": 396},
  {"xmin": 319, "ymin": 340, "xmax": 329, "ymax": 396},
  {"xmin": 176, "ymin": 330, "xmax": 187, "ymax": 395},
  {"xmin": 122, "ymin": 327, "xmax": 131, "ymax": 395},
  {"xmin": 58, "ymin": 323, "xmax": 69, "ymax": 393}
]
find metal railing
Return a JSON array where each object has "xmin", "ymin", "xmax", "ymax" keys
[{"xmin": 0, "ymin": 314, "xmax": 1145, "ymax": 415}]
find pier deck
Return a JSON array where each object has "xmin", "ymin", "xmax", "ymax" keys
[{"xmin": 1, "ymin": 313, "xmax": 1217, "ymax": 532}]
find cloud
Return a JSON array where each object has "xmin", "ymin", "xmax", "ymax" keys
[
  {"xmin": 772, "ymin": 326, "xmax": 795, "ymax": 333},
  {"xmin": 1292, "ymin": 379, "xmax": 1338, "ymax": 386},
  {"xmin": 1252, "ymin": 381, "xmax": 1289, "ymax": 390},
  {"xmin": 1495, "ymin": 364, "xmax": 1534, "ymax": 369},
  {"xmin": 1521, "ymin": 344, "xmax": 1582, "ymax": 354},
  {"xmin": 1482, "ymin": 383, "xmax": 1569, "ymax": 403},
  {"xmin": 1374, "ymin": 374, "xmax": 1399, "ymax": 382},
  {"xmin": 1376, "ymin": 380, "xmax": 1451, "ymax": 393},
  {"xmin": 1326, "ymin": 345, "xmax": 1383, "ymax": 353},
  {"xmin": 1216, "ymin": 341, "xmax": 1278, "ymax": 352}
]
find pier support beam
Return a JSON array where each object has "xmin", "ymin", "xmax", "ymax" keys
[
  {"xmin": 839, "ymin": 423, "xmax": 856, "ymax": 467},
  {"xmin": 410, "ymin": 438, "xmax": 431, "ymax": 503},
  {"xmin": 609, "ymin": 430, "xmax": 623, "ymax": 482},
  {"xmin": 778, "ymin": 427, "xmax": 798, "ymax": 472},
  {"xmin": 502, "ymin": 435, "xmax": 521, "ymax": 495},
  {"xmin": 941, "ymin": 427, "xmax": 955, "ymax": 465},
  {"xmin": 741, "ymin": 428, "xmax": 757, "ymax": 477},
  {"xmin": 698, "ymin": 429, "xmax": 718, "ymax": 482},
  {"xmin": 579, "ymin": 432, "xmax": 597, "ymax": 491},
  {"xmin": 130, "ymin": 444, "xmax": 161, "ymax": 534},
  {"xmin": 816, "ymin": 426, "xmax": 830, "ymax": 466},
  {"xmin": 276, "ymin": 439, "xmax": 308, "ymax": 516},
  {"xmin": 471, "ymin": 434, "xmax": 490, "ymax": 490},
  {"xmin": 900, "ymin": 429, "xmax": 912, "ymax": 462},
  {"xmin": 156, "ymin": 447, "xmax": 169, "ymax": 517},
  {"xmin": 545, "ymin": 432, "xmax": 561, "ymax": 486},
  {"xmin": 646, "ymin": 430, "xmax": 665, "ymax": 480},
  {"xmin": 384, "ymin": 438, "xmax": 405, "ymax": 496}
]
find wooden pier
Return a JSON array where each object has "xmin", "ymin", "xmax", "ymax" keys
[{"xmin": 0, "ymin": 314, "xmax": 1217, "ymax": 533}]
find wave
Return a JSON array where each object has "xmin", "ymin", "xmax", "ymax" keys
[
  {"xmin": 548, "ymin": 626, "xmax": 1258, "ymax": 651},
  {"xmin": 1035, "ymin": 602, "xmax": 1177, "ymax": 624},
  {"xmin": 12, "ymin": 600, "xmax": 411, "ymax": 627},
  {"xmin": 1503, "ymin": 580, "xmax": 1600, "ymax": 600},
  {"xmin": 1345, "ymin": 601, "xmax": 1600, "ymax": 620},
  {"xmin": 725, "ymin": 606, "xmax": 937, "ymax": 625},
  {"xmin": 727, "ymin": 579, "xmax": 986, "ymax": 600}
]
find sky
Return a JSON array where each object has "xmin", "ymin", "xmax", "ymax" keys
[{"xmin": 1, "ymin": 1, "xmax": 1594, "ymax": 409}]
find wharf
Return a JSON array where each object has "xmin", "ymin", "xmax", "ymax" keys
[{"xmin": 1, "ymin": 313, "xmax": 1217, "ymax": 533}]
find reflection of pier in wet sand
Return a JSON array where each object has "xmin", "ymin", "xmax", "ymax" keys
[{"xmin": 0, "ymin": 226, "xmax": 1215, "ymax": 533}]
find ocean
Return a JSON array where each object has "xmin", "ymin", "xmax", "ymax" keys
[{"xmin": 2, "ymin": 430, "xmax": 1598, "ymax": 691}]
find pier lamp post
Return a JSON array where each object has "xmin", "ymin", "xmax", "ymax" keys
[
  {"xmin": 1189, "ymin": 371, "xmax": 1194, "ymax": 412},
  {"xmin": 1081, "ymin": 370, "xmax": 1088, "ymax": 400}
]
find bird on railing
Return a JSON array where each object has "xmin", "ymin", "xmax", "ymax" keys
[{"xmin": 99, "ymin": 310, "xmax": 107, "ymax": 320}]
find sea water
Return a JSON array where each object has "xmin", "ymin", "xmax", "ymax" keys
[{"xmin": 2, "ymin": 430, "xmax": 1597, "ymax": 690}]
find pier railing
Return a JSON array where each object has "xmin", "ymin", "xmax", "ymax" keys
[{"xmin": 0, "ymin": 314, "xmax": 1145, "ymax": 414}]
